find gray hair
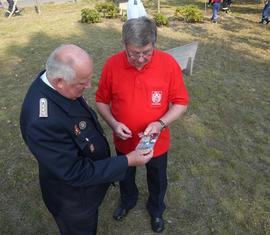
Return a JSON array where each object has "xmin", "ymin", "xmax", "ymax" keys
[
  {"xmin": 46, "ymin": 44, "xmax": 76, "ymax": 82},
  {"xmin": 122, "ymin": 16, "xmax": 157, "ymax": 47}
]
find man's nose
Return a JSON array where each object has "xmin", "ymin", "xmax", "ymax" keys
[{"xmin": 137, "ymin": 55, "xmax": 145, "ymax": 63}]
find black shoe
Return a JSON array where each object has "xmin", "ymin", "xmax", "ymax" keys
[
  {"xmin": 263, "ymin": 19, "xmax": 269, "ymax": 25},
  {"xmin": 113, "ymin": 207, "xmax": 129, "ymax": 220},
  {"xmin": 14, "ymin": 9, "xmax": 23, "ymax": 16},
  {"xmin": 151, "ymin": 217, "xmax": 165, "ymax": 233}
]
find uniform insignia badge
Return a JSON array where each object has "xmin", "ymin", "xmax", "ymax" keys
[
  {"xmin": 89, "ymin": 144, "xmax": 95, "ymax": 153},
  {"xmin": 79, "ymin": 121, "xmax": 87, "ymax": 130},
  {"xmin": 74, "ymin": 124, "xmax": 81, "ymax": 136},
  {"xmin": 39, "ymin": 98, "xmax": 48, "ymax": 117}
]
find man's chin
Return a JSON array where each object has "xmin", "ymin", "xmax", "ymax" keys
[{"xmin": 135, "ymin": 63, "xmax": 145, "ymax": 69}]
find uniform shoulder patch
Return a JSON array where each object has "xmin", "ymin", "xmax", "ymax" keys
[{"xmin": 39, "ymin": 98, "xmax": 48, "ymax": 118}]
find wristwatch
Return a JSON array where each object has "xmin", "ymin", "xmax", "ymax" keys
[{"xmin": 157, "ymin": 119, "xmax": 166, "ymax": 130}]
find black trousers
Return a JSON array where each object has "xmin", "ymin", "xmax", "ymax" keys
[
  {"xmin": 116, "ymin": 150, "xmax": 168, "ymax": 217},
  {"xmin": 41, "ymin": 183, "xmax": 109, "ymax": 235},
  {"xmin": 7, "ymin": 0, "xmax": 18, "ymax": 12},
  {"xmin": 53, "ymin": 210, "xmax": 98, "ymax": 235}
]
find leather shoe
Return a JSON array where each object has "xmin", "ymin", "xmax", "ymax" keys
[
  {"xmin": 151, "ymin": 217, "xmax": 165, "ymax": 233},
  {"xmin": 113, "ymin": 207, "xmax": 128, "ymax": 220}
]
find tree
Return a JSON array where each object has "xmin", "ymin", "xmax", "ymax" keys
[{"xmin": 157, "ymin": 0, "xmax": 160, "ymax": 13}]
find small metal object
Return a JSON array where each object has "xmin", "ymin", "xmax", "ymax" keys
[
  {"xmin": 89, "ymin": 144, "xmax": 95, "ymax": 153},
  {"xmin": 79, "ymin": 121, "xmax": 87, "ymax": 130},
  {"xmin": 157, "ymin": 119, "xmax": 166, "ymax": 130}
]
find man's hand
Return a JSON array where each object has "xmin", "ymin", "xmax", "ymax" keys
[
  {"xmin": 112, "ymin": 121, "xmax": 132, "ymax": 140},
  {"xmin": 96, "ymin": 102, "xmax": 132, "ymax": 140},
  {"xmin": 126, "ymin": 149, "xmax": 153, "ymax": 166},
  {"xmin": 143, "ymin": 121, "xmax": 163, "ymax": 136}
]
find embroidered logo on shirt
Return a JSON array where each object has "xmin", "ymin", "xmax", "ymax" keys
[{"xmin": 151, "ymin": 91, "xmax": 162, "ymax": 105}]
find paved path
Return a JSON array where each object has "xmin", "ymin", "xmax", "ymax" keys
[{"xmin": 14, "ymin": 0, "xmax": 75, "ymax": 8}]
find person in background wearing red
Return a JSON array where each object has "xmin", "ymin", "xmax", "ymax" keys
[
  {"xmin": 96, "ymin": 17, "xmax": 189, "ymax": 233},
  {"xmin": 211, "ymin": 0, "xmax": 223, "ymax": 23}
]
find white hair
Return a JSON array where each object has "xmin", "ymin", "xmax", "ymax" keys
[{"xmin": 46, "ymin": 44, "xmax": 76, "ymax": 82}]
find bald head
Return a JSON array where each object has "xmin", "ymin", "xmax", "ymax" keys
[
  {"xmin": 45, "ymin": 44, "xmax": 94, "ymax": 100},
  {"xmin": 46, "ymin": 44, "xmax": 93, "ymax": 82}
]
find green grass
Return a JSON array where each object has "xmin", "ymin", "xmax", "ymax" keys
[{"xmin": 0, "ymin": 0, "xmax": 269, "ymax": 234}]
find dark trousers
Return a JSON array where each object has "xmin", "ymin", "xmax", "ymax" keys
[
  {"xmin": 262, "ymin": 1, "xmax": 270, "ymax": 20},
  {"xmin": 116, "ymin": 150, "xmax": 168, "ymax": 217},
  {"xmin": 7, "ymin": 0, "xmax": 18, "ymax": 12},
  {"xmin": 212, "ymin": 2, "xmax": 220, "ymax": 20},
  {"xmin": 53, "ymin": 210, "xmax": 98, "ymax": 235}
]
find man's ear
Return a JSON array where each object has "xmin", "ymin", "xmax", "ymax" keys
[{"xmin": 52, "ymin": 78, "xmax": 65, "ymax": 89}]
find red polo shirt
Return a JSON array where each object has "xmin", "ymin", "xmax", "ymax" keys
[{"xmin": 96, "ymin": 49, "xmax": 189, "ymax": 157}]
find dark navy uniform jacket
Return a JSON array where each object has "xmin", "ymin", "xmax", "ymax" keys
[{"xmin": 20, "ymin": 71, "xmax": 128, "ymax": 217}]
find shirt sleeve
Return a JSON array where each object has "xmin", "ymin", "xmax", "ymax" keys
[
  {"xmin": 25, "ymin": 117, "xmax": 128, "ymax": 187},
  {"xmin": 96, "ymin": 61, "xmax": 112, "ymax": 104},
  {"xmin": 168, "ymin": 57, "xmax": 189, "ymax": 105}
]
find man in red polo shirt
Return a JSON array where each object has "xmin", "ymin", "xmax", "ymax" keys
[{"xmin": 96, "ymin": 16, "xmax": 189, "ymax": 233}]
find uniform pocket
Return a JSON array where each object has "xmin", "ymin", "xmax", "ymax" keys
[{"xmin": 73, "ymin": 132, "xmax": 90, "ymax": 151}]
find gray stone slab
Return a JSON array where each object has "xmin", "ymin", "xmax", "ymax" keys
[{"xmin": 166, "ymin": 41, "xmax": 198, "ymax": 76}]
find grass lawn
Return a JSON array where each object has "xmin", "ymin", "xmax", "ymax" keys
[{"xmin": 0, "ymin": 0, "xmax": 269, "ymax": 234}]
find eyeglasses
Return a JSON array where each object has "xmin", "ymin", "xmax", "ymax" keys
[{"xmin": 126, "ymin": 47, "xmax": 154, "ymax": 60}]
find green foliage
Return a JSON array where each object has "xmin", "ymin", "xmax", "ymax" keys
[
  {"xmin": 153, "ymin": 13, "xmax": 169, "ymax": 27},
  {"xmin": 95, "ymin": 2, "xmax": 119, "ymax": 18},
  {"xmin": 81, "ymin": 8, "xmax": 101, "ymax": 24},
  {"xmin": 174, "ymin": 5, "xmax": 203, "ymax": 23},
  {"xmin": 121, "ymin": 13, "xmax": 127, "ymax": 22}
]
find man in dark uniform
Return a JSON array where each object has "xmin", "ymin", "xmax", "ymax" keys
[{"xmin": 20, "ymin": 44, "xmax": 153, "ymax": 235}]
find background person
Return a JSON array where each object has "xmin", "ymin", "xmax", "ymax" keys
[
  {"xmin": 20, "ymin": 44, "xmax": 153, "ymax": 235},
  {"xmin": 96, "ymin": 17, "xmax": 189, "ymax": 233},
  {"xmin": 222, "ymin": 0, "xmax": 232, "ymax": 13},
  {"xmin": 260, "ymin": 0, "xmax": 270, "ymax": 24},
  {"xmin": 5, "ymin": 0, "xmax": 21, "ymax": 17},
  {"xmin": 211, "ymin": 0, "xmax": 223, "ymax": 23}
]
